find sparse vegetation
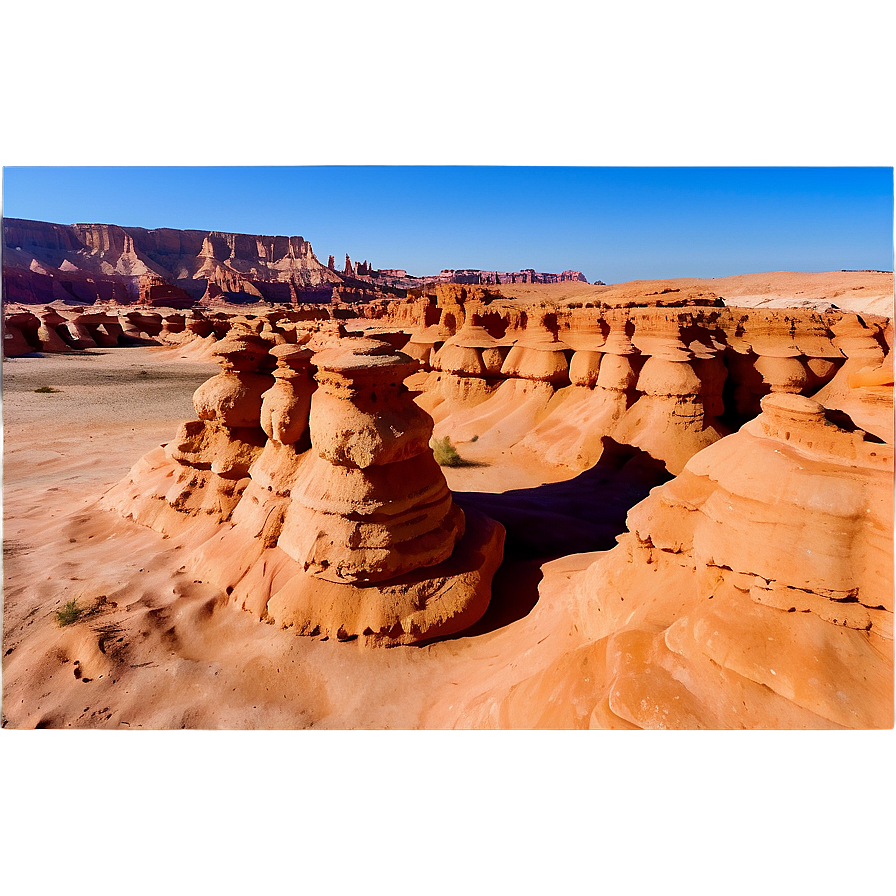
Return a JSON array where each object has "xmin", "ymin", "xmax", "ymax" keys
[
  {"xmin": 431, "ymin": 435, "xmax": 464, "ymax": 467},
  {"xmin": 33, "ymin": 386, "xmax": 61, "ymax": 393},
  {"xmin": 55, "ymin": 598, "xmax": 83, "ymax": 627}
]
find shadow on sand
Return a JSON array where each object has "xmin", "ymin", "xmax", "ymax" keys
[{"xmin": 431, "ymin": 438, "xmax": 673, "ymax": 641}]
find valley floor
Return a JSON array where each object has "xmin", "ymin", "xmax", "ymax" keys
[{"xmin": 2, "ymin": 347, "xmax": 602, "ymax": 729}]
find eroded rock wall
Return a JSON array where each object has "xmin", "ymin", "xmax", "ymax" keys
[
  {"xmin": 3, "ymin": 217, "xmax": 345, "ymax": 308},
  {"xmin": 386, "ymin": 294, "xmax": 890, "ymax": 473},
  {"xmin": 435, "ymin": 390, "xmax": 893, "ymax": 729}
]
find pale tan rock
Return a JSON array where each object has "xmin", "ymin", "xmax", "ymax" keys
[
  {"xmin": 500, "ymin": 311, "xmax": 571, "ymax": 384},
  {"xmin": 267, "ymin": 506, "xmax": 504, "ymax": 645},
  {"xmin": 36, "ymin": 309, "xmax": 72, "ymax": 352},
  {"xmin": 278, "ymin": 339, "xmax": 466, "ymax": 583},
  {"xmin": 307, "ymin": 339, "xmax": 433, "ymax": 469},
  {"xmin": 569, "ymin": 350, "xmax": 603, "ymax": 387},
  {"xmin": 432, "ymin": 313, "xmax": 511, "ymax": 378},
  {"xmin": 259, "ymin": 344, "xmax": 315, "ymax": 446},
  {"xmin": 754, "ymin": 354, "xmax": 809, "ymax": 393},
  {"xmin": 596, "ymin": 353, "xmax": 639, "ymax": 391},
  {"xmin": 612, "ymin": 356, "xmax": 729, "ymax": 473},
  {"xmin": 192, "ymin": 334, "xmax": 275, "ymax": 427}
]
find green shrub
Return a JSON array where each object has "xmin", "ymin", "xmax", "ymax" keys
[
  {"xmin": 34, "ymin": 386, "xmax": 61, "ymax": 393},
  {"xmin": 431, "ymin": 435, "xmax": 464, "ymax": 467},
  {"xmin": 55, "ymin": 598, "xmax": 83, "ymax": 627}
]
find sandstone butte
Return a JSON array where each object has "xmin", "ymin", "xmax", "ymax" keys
[
  {"xmin": 2, "ymin": 270, "xmax": 893, "ymax": 729},
  {"xmin": 1, "ymin": 217, "xmax": 590, "ymax": 310}
]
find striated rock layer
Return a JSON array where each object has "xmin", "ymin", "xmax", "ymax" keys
[
  {"xmin": 1, "ymin": 302, "xmax": 354, "ymax": 358},
  {"xmin": 102, "ymin": 335, "xmax": 504, "ymax": 646},
  {"xmin": 3, "ymin": 217, "xmax": 344, "ymax": 308},
  {"xmin": 435, "ymin": 390, "xmax": 893, "ymax": 729},
  {"xmin": 367, "ymin": 287, "xmax": 891, "ymax": 477}
]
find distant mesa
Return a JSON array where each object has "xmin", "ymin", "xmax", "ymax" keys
[
  {"xmin": 2, "ymin": 218, "xmax": 594, "ymax": 310},
  {"xmin": 426, "ymin": 268, "xmax": 588, "ymax": 286},
  {"xmin": 2, "ymin": 218, "xmax": 343, "ymax": 308}
]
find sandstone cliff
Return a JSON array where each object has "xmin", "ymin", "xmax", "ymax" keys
[{"xmin": 2, "ymin": 218, "xmax": 343, "ymax": 307}]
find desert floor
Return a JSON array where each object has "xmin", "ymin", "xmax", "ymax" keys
[{"xmin": 2, "ymin": 345, "xmax": 621, "ymax": 729}]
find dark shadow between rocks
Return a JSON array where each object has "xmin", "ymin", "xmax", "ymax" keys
[
  {"xmin": 419, "ymin": 438, "xmax": 672, "ymax": 644},
  {"xmin": 454, "ymin": 437, "xmax": 673, "ymax": 562}
]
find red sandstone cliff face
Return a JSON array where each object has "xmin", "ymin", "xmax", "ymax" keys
[
  {"xmin": 2, "ymin": 218, "xmax": 343, "ymax": 307},
  {"xmin": 2, "ymin": 217, "xmax": 599, "ymax": 310}
]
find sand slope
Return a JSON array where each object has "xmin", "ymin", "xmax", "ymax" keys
[{"xmin": 2, "ymin": 348, "xmax": 597, "ymax": 728}]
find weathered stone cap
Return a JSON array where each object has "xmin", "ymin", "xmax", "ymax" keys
[
  {"xmin": 270, "ymin": 343, "xmax": 315, "ymax": 365},
  {"xmin": 759, "ymin": 392, "xmax": 826, "ymax": 424},
  {"xmin": 313, "ymin": 337, "xmax": 419, "ymax": 373},
  {"xmin": 748, "ymin": 330, "xmax": 804, "ymax": 358},
  {"xmin": 211, "ymin": 333, "xmax": 271, "ymax": 360},
  {"xmin": 409, "ymin": 323, "xmax": 455, "ymax": 344},
  {"xmin": 447, "ymin": 323, "xmax": 510, "ymax": 349}
]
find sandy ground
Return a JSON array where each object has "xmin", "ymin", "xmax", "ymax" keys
[
  {"xmin": 491, "ymin": 270, "xmax": 894, "ymax": 315},
  {"xmin": 2, "ymin": 346, "xmax": 605, "ymax": 729}
]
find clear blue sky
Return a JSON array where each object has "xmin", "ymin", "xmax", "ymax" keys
[{"xmin": 0, "ymin": 0, "xmax": 896, "ymax": 282}]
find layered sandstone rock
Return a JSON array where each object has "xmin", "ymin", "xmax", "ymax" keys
[
  {"xmin": 382, "ymin": 296, "xmax": 888, "ymax": 477},
  {"xmin": 262, "ymin": 339, "xmax": 504, "ymax": 642},
  {"xmin": 440, "ymin": 391, "xmax": 893, "ymax": 729},
  {"xmin": 104, "ymin": 335, "xmax": 504, "ymax": 646},
  {"xmin": 3, "ymin": 217, "xmax": 346, "ymax": 309},
  {"xmin": 110, "ymin": 333, "xmax": 274, "ymax": 534},
  {"xmin": 277, "ymin": 338, "xmax": 464, "ymax": 583}
]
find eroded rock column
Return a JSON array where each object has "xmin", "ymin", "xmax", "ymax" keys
[
  {"xmin": 161, "ymin": 334, "xmax": 274, "ymax": 524},
  {"xmin": 267, "ymin": 338, "xmax": 505, "ymax": 644}
]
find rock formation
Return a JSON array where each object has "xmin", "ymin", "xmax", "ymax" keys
[
  {"xmin": 5, "ymin": 268, "xmax": 892, "ymax": 730},
  {"xmin": 366, "ymin": 288, "xmax": 890, "ymax": 477},
  {"xmin": 103, "ymin": 335, "xmax": 505, "ymax": 645},
  {"xmin": 437, "ymin": 389, "xmax": 893, "ymax": 729},
  {"xmin": 3, "ymin": 217, "xmax": 604, "ymax": 307},
  {"xmin": 431, "ymin": 268, "xmax": 588, "ymax": 285},
  {"xmin": 3, "ymin": 217, "xmax": 345, "ymax": 308}
]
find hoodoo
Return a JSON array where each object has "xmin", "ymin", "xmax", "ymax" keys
[{"xmin": 104, "ymin": 335, "xmax": 505, "ymax": 645}]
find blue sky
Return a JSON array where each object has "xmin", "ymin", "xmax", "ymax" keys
[{"xmin": 0, "ymin": 0, "xmax": 896, "ymax": 282}]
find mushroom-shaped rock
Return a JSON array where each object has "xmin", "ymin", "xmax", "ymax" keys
[
  {"xmin": 267, "ymin": 338, "xmax": 505, "ymax": 643},
  {"xmin": 193, "ymin": 335, "xmax": 275, "ymax": 427},
  {"xmin": 306, "ymin": 339, "xmax": 432, "ymax": 469},
  {"xmin": 260, "ymin": 345, "xmax": 316, "ymax": 446},
  {"xmin": 404, "ymin": 322, "xmax": 453, "ymax": 370},
  {"xmin": 501, "ymin": 313, "xmax": 572, "ymax": 385},
  {"xmin": 753, "ymin": 355, "xmax": 809, "ymax": 394},
  {"xmin": 600, "ymin": 315, "xmax": 639, "ymax": 357},
  {"xmin": 832, "ymin": 316, "xmax": 886, "ymax": 362},
  {"xmin": 36, "ymin": 309, "xmax": 73, "ymax": 352},
  {"xmin": 435, "ymin": 314, "xmax": 511, "ymax": 378},
  {"xmin": 279, "ymin": 339, "xmax": 463, "ymax": 582}
]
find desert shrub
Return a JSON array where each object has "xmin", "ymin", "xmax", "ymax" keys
[
  {"xmin": 55, "ymin": 598, "xmax": 82, "ymax": 627},
  {"xmin": 470, "ymin": 434, "xmax": 479, "ymax": 442},
  {"xmin": 431, "ymin": 435, "xmax": 464, "ymax": 467},
  {"xmin": 34, "ymin": 386, "xmax": 61, "ymax": 393}
]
